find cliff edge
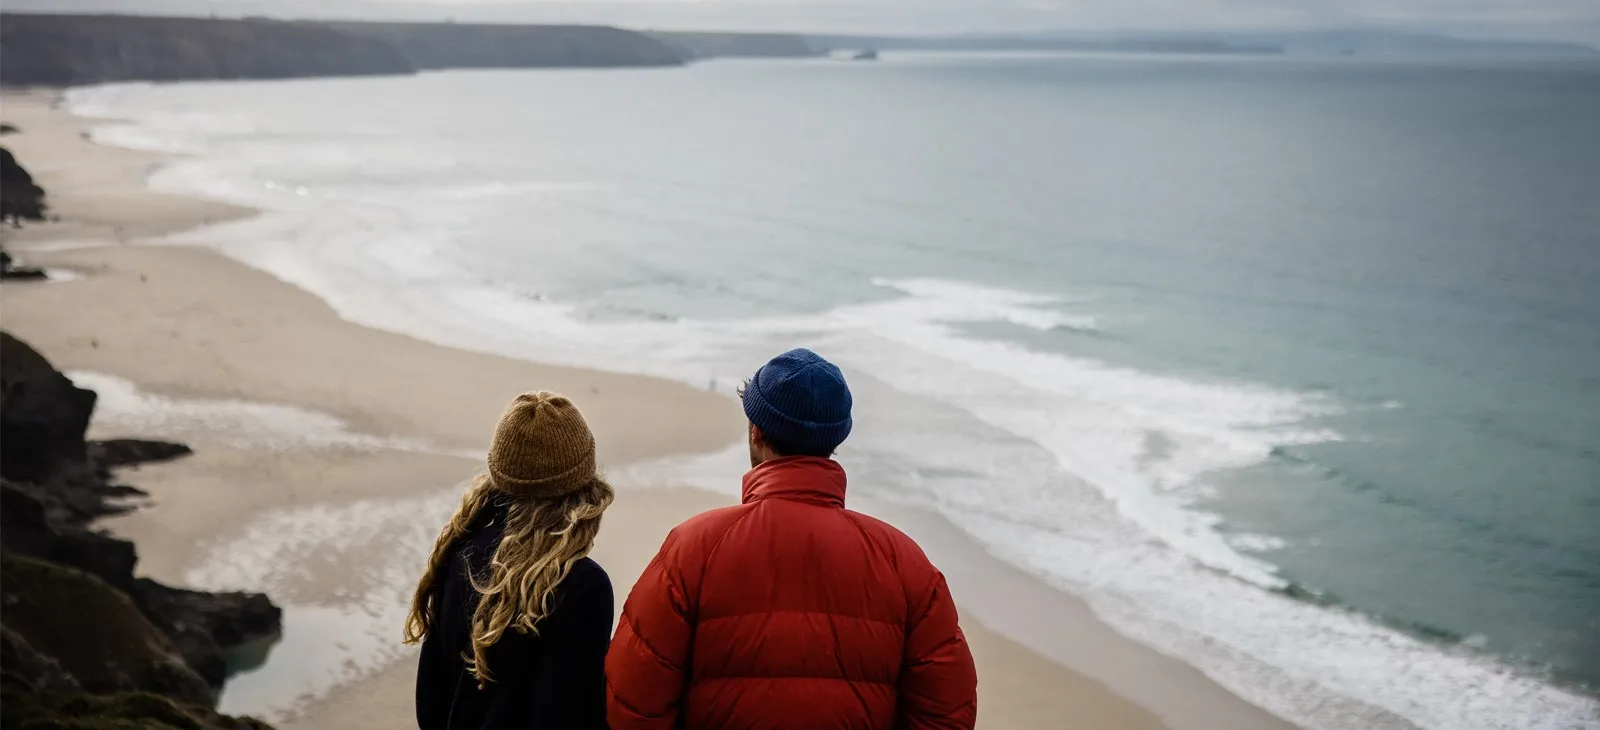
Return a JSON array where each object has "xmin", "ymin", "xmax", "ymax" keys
[
  {"xmin": 0, "ymin": 14, "xmax": 691, "ymax": 87},
  {"xmin": 0, "ymin": 14, "xmax": 415, "ymax": 86}
]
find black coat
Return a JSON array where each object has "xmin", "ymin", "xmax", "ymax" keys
[{"xmin": 415, "ymin": 504, "xmax": 613, "ymax": 730}]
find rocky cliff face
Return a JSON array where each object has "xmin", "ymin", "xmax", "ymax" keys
[
  {"xmin": 0, "ymin": 332, "xmax": 283, "ymax": 728},
  {"xmin": 1, "ymin": 146, "xmax": 53, "ymax": 280},
  {"xmin": 1, "ymin": 553, "xmax": 218, "ymax": 708},
  {"xmin": 329, "ymin": 21, "xmax": 688, "ymax": 69},
  {"xmin": 0, "ymin": 14, "xmax": 417, "ymax": 86},
  {"xmin": 1, "ymin": 146, "xmax": 47, "ymax": 224},
  {"xmin": 0, "ymin": 331, "xmax": 94, "ymax": 480},
  {"xmin": 0, "ymin": 14, "xmax": 691, "ymax": 87}
]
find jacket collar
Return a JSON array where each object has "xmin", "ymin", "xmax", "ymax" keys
[{"xmin": 741, "ymin": 456, "xmax": 847, "ymax": 508}]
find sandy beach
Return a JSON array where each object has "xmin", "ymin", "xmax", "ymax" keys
[{"xmin": 1, "ymin": 90, "xmax": 1299, "ymax": 730}]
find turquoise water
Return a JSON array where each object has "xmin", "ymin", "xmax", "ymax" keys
[{"xmin": 73, "ymin": 54, "xmax": 1600, "ymax": 728}]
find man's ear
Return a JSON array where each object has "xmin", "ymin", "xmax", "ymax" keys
[{"xmin": 748, "ymin": 423, "xmax": 765, "ymax": 447}]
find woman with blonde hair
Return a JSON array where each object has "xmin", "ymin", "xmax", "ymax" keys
[{"xmin": 406, "ymin": 392, "xmax": 615, "ymax": 730}]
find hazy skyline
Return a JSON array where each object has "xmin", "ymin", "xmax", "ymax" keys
[{"xmin": 4, "ymin": 0, "xmax": 1598, "ymax": 44}]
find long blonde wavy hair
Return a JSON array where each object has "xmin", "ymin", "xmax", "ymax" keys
[{"xmin": 403, "ymin": 472, "xmax": 614, "ymax": 686}]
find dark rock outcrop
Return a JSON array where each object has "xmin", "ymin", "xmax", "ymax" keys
[
  {"xmin": 0, "ymin": 483, "xmax": 58, "ymax": 559},
  {"xmin": 2, "ymin": 249, "xmax": 50, "ymax": 280},
  {"xmin": 331, "ymin": 21, "xmax": 687, "ymax": 69},
  {"xmin": 2, "ymin": 146, "xmax": 47, "ymax": 223},
  {"xmin": 1, "ymin": 482, "xmax": 140, "ymax": 590},
  {"xmin": 0, "ymin": 331, "xmax": 282, "ymax": 727},
  {"xmin": 1, "ymin": 331, "xmax": 95, "ymax": 481},
  {"xmin": 0, "ymin": 14, "xmax": 417, "ymax": 86},
  {"xmin": 133, "ymin": 581, "xmax": 282, "ymax": 688},
  {"xmin": 1, "ymin": 553, "xmax": 217, "ymax": 707},
  {"xmin": 93, "ymin": 438, "xmax": 196, "ymax": 470},
  {"xmin": 1, "ymin": 476, "xmax": 281, "ymax": 687},
  {"xmin": 1, "ymin": 625, "xmax": 81, "ymax": 694}
]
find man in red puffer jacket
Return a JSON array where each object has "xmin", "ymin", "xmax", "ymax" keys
[{"xmin": 607, "ymin": 348, "xmax": 977, "ymax": 730}]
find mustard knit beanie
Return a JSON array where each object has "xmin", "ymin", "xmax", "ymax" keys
[{"xmin": 485, "ymin": 392, "xmax": 597, "ymax": 499}]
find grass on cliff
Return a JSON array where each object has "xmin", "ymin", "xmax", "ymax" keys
[
  {"xmin": 1, "ymin": 687, "xmax": 271, "ymax": 730},
  {"xmin": 0, "ymin": 553, "xmax": 186, "ymax": 688}
]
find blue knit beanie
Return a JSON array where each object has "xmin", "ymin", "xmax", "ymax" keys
[{"xmin": 743, "ymin": 348, "xmax": 853, "ymax": 456}]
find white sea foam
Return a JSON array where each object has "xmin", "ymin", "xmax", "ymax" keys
[
  {"xmin": 1229, "ymin": 532, "xmax": 1290, "ymax": 553},
  {"xmin": 190, "ymin": 485, "xmax": 467, "ymax": 719},
  {"xmin": 11, "ymin": 239, "xmax": 113, "ymax": 253},
  {"xmin": 66, "ymin": 81, "xmax": 1600, "ymax": 730},
  {"xmin": 870, "ymin": 277, "xmax": 1102, "ymax": 332},
  {"xmin": 66, "ymin": 83, "xmax": 151, "ymax": 119},
  {"xmin": 71, "ymin": 85, "xmax": 258, "ymax": 154}
]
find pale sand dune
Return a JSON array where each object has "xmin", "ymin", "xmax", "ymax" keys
[{"xmin": 2, "ymin": 91, "xmax": 1292, "ymax": 730}]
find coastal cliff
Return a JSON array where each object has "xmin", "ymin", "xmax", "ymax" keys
[
  {"xmin": 0, "ymin": 331, "xmax": 283, "ymax": 728},
  {"xmin": 1, "ymin": 145, "xmax": 48, "ymax": 279},
  {"xmin": 0, "ymin": 14, "xmax": 415, "ymax": 86},
  {"xmin": 1, "ymin": 146, "xmax": 47, "ymax": 225},
  {"xmin": 331, "ymin": 21, "xmax": 687, "ymax": 69},
  {"xmin": 0, "ymin": 14, "xmax": 688, "ymax": 88}
]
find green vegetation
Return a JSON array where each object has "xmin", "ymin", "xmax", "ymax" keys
[{"xmin": 1, "ymin": 687, "xmax": 270, "ymax": 730}]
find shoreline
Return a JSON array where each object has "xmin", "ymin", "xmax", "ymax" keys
[{"xmin": 3, "ymin": 88, "xmax": 1299, "ymax": 729}]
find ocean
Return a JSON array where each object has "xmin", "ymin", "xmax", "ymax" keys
[{"xmin": 67, "ymin": 53, "xmax": 1600, "ymax": 729}]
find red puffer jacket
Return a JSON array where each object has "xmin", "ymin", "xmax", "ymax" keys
[{"xmin": 607, "ymin": 456, "xmax": 977, "ymax": 730}]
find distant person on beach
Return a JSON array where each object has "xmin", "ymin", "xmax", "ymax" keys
[
  {"xmin": 606, "ymin": 349, "xmax": 978, "ymax": 729},
  {"xmin": 406, "ymin": 392, "xmax": 614, "ymax": 730}
]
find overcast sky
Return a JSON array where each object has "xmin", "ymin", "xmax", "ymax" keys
[{"xmin": 9, "ymin": 0, "xmax": 1600, "ymax": 44}]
